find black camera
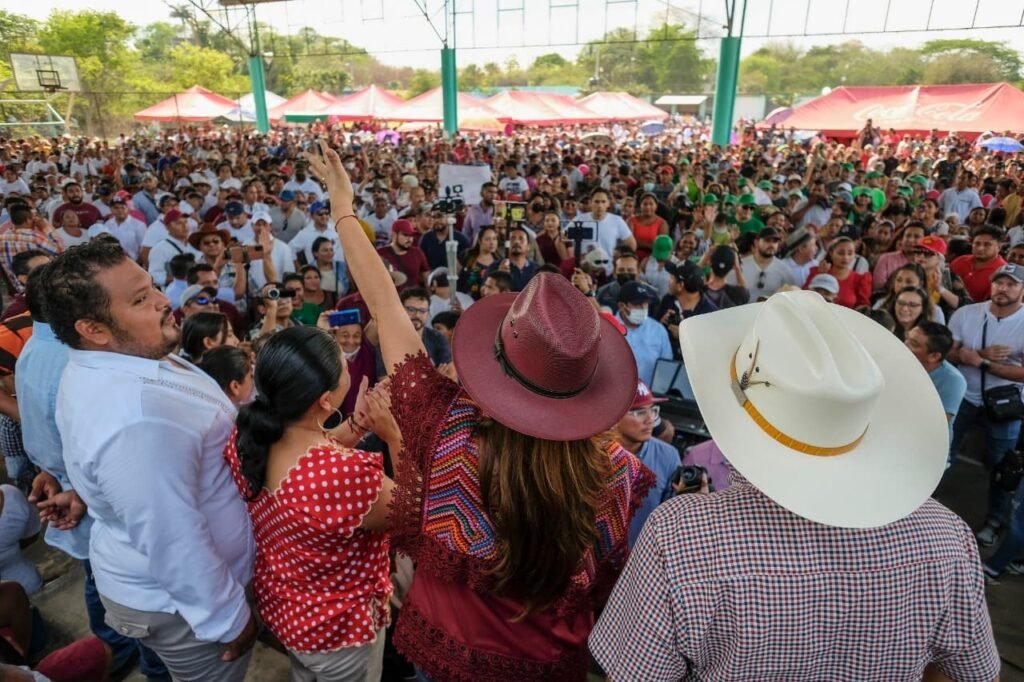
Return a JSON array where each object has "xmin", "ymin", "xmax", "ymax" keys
[
  {"xmin": 262, "ymin": 287, "xmax": 287, "ymax": 301},
  {"xmin": 433, "ymin": 185, "xmax": 465, "ymax": 215},
  {"xmin": 671, "ymin": 465, "xmax": 708, "ymax": 494}
]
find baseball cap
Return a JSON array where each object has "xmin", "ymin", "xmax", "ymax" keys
[
  {"xmin": 651, "ymin": 234, "xmax": 673, "ymax": 261},
  {"xmin": 865, "ymin": 171, "xmax": 884, "ymax": 180},
  {"xmin": 757, "ymin": 226, "xmax": 783, "ymax": 241},
  {"xmin": 163, "ymin": 209, "xmax": 185, "ymax": 225},
  {"xmin": 701, "ymin": 193, "xmax": 719, "ymax": 205},
  {"xmin": 907, "ymin": 175, "xmax": 929, "ymax": 188},
  {"xmin": 309, "ymin": 200, "xmax": 327, "ymax": 215},
  {"xmin": 110, "ymin": 196, "xmax": 127, "ymax": 205},
  {"xmin": 225, "ymin": 201, "xmax": 246, "ymax": 217},
  {"xmin": 709, "ymin": 245, "xmax": 737, "ymax": 278},
  {"xmin": 787, "ymin": 174, "xmax": 802, "ymax": 183},
  {"xmin": 809, "ymin": 273, "xmax": 840, "ymax": 295},
  {"xmin": 617, "ymin": 281, "xmax": 659, "ymax": 305},
  {"xmin": 925, "ymin": 190, "xmax": 941, "ymax": 201},
  {"xmin": 189, "ymin": 173, "xmax": 211, "ymax": 186},
  {"xmin": 279, "ymin": 189, "xmax": 296, "ymax": 202},
  {"xmin": 664, "ymin": 260, "xmax": 702, "ymax": 282},
  {"xmin": 836, "ymin": 182, "xmax": 853, "ymax": 194},
  {"xmin": 737, "ymin": 194, "xmax": 757, "ymax": 206},
  {"xmin": 251, "ymin": 210, "xmax": 272, "ymax": 225},
  {"xmin": 392, "ymin": 218, "xmax": 417, "ymax": 235},
  {"xmin": 918, "ymin": 235, "xmax": 947, "ymax": 256},
  {"xmin": 181, "ymin": 285, "xmax": 217, "ymax": 305},
  {"xmin": 723, "ymin": 194, "xmax": 738, "ymax": 206},
  {"xmin": 631, "ymin": 381, "xmax": 667, "ymax": 409},
  {"xmin": 658, "ymin": 165, "xmax": 674, "ymax": 175},
  {"xmin": 757, "ymin": 180, "xmax": 772, "ymax": 190},
  {"xmin": 427, "ymin": 267, "xmax": 449, "ymax": 287},
  {"xmin": 97, "ymin": 185, "xmax": 113, "ymax": 196},
  {"xmin": 991, "ymin": 263, "xmax": 1024, "ymax": 284},
  {"xmin": 837, "ymin": 223, "xmax": 861, "ymax": 240},
  {"xmin": 583, "ymin": 246, "xmax": 611, "ymax": 269}
]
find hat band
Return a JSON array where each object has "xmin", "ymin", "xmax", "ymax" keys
[
  {"xmin": 729, "ymin": 351, "xmax": 865, "ymax": 457},
  {"xmin": 493, "ymin": 329, "xmax": 595, "ymax": 400}
]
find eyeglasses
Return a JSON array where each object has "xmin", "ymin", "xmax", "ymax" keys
[
  {"xmin": 896, "ymin": 300, "xmax": 922, "ymax": 309},
  {"xmin": 404, "ymin": 305, "xmax": 429, "ymax": 316},
  {"xmin": 315, "ymin": 211, "xmax": 329, "ymax": 217},
  {"xmin": 627, "ymin": 405, "xmax": 660, "ymax": 420},
  {"xmin": 189, "ymin": 296, "xmax": 216, "ymax": 306}
]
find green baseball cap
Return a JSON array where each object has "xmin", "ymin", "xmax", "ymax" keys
[
  {"xmin": 738, "ymin": 193, "xmax": 758, "ymax": 206},
  {"xmin": 841, "ymin": 162, "xmax": 855, "ymax": 171},
  {"xmin": 907, "ymin": 175, "xmax": 929, "ymax": 188},
  {"xmin": 852, "ymin": 186, "xmax": 871, "ymax": 198},
  {"xmin": 651, "ymin": 234, "xmax": 673, "ymax": 261},
  {"xmin": 865, "ymin": 171, "xmax": 884, "ymax": 179},
  {"xmin": 757, "ymin": 180, "xmax": 772, "ymax": 190},
  {"xmin": 723, "ymin": 194, "xmax": 738, "ymax": 205},
  {"xmin": 897, "ymin": 186, "xmax": 913, "ymax": 196},
  {"xmin": 701, "ymin": 193, "xmax": 719, "ymax": 205},
  {"xmin": 737, "ymin": 177, "xmax": 747, "ymax": 187}
]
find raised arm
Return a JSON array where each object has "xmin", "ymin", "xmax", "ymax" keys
[{"xmin": 306, "ymin": 141, "xmax": 424, "ymax": 374}]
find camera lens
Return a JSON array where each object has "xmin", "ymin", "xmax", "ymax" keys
[{"xmin": 266, "ymin": 288, "xmax": 280, "ymax": 301}]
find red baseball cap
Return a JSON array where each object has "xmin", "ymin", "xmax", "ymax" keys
[
  {"xmin": 392, "ymin": 218, "xmax": 417, "ymax": 236},
  {"xmin": 631, "ymin": 380, "xmax": 668, "ymax": 409},
  {"xmin": 918, "ymin": 235, "xmax": 947, "ymax": 256},
  {"xmin": 163, "ymin": 209, "xmax": 185, "ymax": 225}
]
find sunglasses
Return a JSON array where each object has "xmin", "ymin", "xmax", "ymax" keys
[
  {"xmin": 757, "ymin": 271, "xmax": 767, "ymax": 289},
  {"xmin": 590, "ymin": 259, "xmax": 610, "ymax": 266},
  {"xmin": 189, "ymin": 296, "xmax": 216, "ymax": 306},
  {"xmin": 315, "ymin": 211, "xmax": 329, "ymax": 217}
]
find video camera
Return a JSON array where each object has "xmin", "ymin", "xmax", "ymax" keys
[
  {"xmin": 433, "ymin": 185, "xmax": 465, "ymax": 216},
  {"xmin": 564, "ymin": 220, "xmax": 598, "ymax": 261},
  {"xmin": 671, "ymin": 465, "xmax": 709, "ymax": 494}
]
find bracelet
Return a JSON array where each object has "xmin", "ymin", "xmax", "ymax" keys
[
  {"xmin": 335, "ymin": 214, "xmax": 359, "ymax": 223},
  {"xmin": 345, "ymin": 414, "xmax": 369, "ymax": 434}
]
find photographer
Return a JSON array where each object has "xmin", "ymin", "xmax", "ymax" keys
[
  {"xmin": 612, "ymin": 381, "xmax": 708, "ymax": 547},
  {"xmin": 248, "ymin": 282, "xmax": 299, "ymax": 341},
  {"xmin": 419, "ymin": 207, "xmax": 469, "ymax": 271}
]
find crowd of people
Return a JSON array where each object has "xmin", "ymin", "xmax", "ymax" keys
[{"xmin": 0, "ymin": 117, "xmax": 1017, "ymax": 680}]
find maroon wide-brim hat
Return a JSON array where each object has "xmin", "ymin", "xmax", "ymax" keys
[{"xmin": 452, "ymin": 272, "xmax": 638, "ymax": 441}]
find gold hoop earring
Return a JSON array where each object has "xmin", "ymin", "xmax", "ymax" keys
[{"xmin": 317, "ymin": 407, "xmax": 344, "ymax": 432}]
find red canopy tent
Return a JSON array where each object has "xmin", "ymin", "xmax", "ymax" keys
[
  {"xmin": 773, "ymin": 83, "xmax": 1024, "ymax": 139},
  {"xmin": 318, "ymin": 85, "xmax": 405, "ymax": 121},
  {"xmin": 484, "ymin": 90, "xmax": 606, "ymax": 126},
  {"xmin": 268, "ymin": 89, "xmax": 339, "ymax": 122},
  {"xmin": 578, "ymin": 91, "xmax": 668, "ymax": 121},
  {"xmin": 389, "ymin": 87, "xmax": 506, "ymax": 122},
  {"xmin": 134, "ymin": 85, "xmax": 237, "ymax": 123}
]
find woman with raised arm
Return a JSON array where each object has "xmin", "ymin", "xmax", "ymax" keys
[{"xmin": 306, "ymin": 141, "xmax": 655, "ymax": 682}]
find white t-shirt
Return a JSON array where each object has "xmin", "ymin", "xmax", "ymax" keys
[
  {"xmin": 948, "ymin": 302, "xmax": 1024, "ymax": 406},
  {"xmin": 289, "ymin": 224, "xmax": 343, "ymax": 266},
  {"xmin": 245, "ymin": 238, "xmax": 295, "ymax": 290},
  {"xmin": 729, "ymin": 255, "xmax": 797, "ymax": 299},
  {"xmin": 283, "ymin": 178, "xmax": 324, "ymax": 201},
  {"xmin": 54, "ymin": 228, "xmax": 91, "ymax": 248},
  {"xmin": 143, "ymin": 218, "xmax": 199, "ymax": 249},
  {"xmin": 89, "ymin": 216, "xmax": 148, "ymax": 260},
  {"xmin": 498, "ymin": 176, "xmax": 529, "ymax": 197},
  {"xmin": 574, "ymin": 211, "xmax": 633, "ymax": 274},
  {"xmin": 148, "ymin": 237, "xmax": 201, "ymax": 288},
  {"xmin": 0, "ymin": 178, "xmax": 30, "ymax": 196}
]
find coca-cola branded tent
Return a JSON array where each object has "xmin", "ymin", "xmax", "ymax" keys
[
  {"xmin": 578, "ymin": 91, "xmax": 668, "ymax": 121},
  {"xmin": 268, "ymin": 90, "xmax": 339, "ymax": 122},
  {"xmin": 484, "ymin": 90, "xmax": 607, "ymax": 126},
  {"xmin": 389, "ymin": 87, "xmax": 503, "ymax": 122},
  {"xmin": 134, "ymin": 85, "xmax": 237, "ymax": 122},
  {"xmin": 775, "ymin": 83, "xmax": 1024, "ymax": 139},
  {"xmin": 317, "ymin": 85, "xmax": 405, "ymax": 122}
]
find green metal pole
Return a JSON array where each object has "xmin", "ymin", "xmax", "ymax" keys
[
  {"xmin": 248, "ymin": 55, "xmax": 270, "ymax": 134},
  {"xmin": 441, "ymin": 47, "xmax": 458, "ymax": 138},
  {"xmin": 711, "ymin": 37, "xmax": 741, "ymax": 146}
]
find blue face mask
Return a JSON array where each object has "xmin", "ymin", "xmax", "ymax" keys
[{"xmin": 644, "ymin": 182, "xmax": 655, "ymax": 192}]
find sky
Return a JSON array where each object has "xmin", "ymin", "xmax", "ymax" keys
[{"xmin": 14, "ymin": 0, "xmax": 1024, "ymax": 73}]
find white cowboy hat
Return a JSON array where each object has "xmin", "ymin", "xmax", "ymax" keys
[{"xmin": 679, "ymin": 290, "xmax": 947, "ymax": 528}]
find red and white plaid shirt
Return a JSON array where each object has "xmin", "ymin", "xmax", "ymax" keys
[{"xmin": 590, "ymin": 481, "xmax": 1000, "ymax": 681}]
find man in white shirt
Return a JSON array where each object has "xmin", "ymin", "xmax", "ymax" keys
[
  {"xmin": 88, "ymin": 197, "xmax": 147, "ymax": 261},
  {"xmin": 782, "ymin": 227, "xmax": 818, "ymax": 286},
  {"xmin": 938, "ymin": 170, "xmax": 983, "ymax": 224},
  {"xmin": 246, "ymin": 211, "xmax": 294, "ymax": 291},
  {"xmin": 148, "ymin": 210, "xmax": 200, "ymax": 288},
  {"xmin": 498, "ymin": 161, "xmax": 529, "ymax": 198},
  {"xmin": 729, "ymin": 227, "xmax": 797, "ymax": 299},
  {"xmin": 289, "ymin": 202, "xmax": 342, "ymax": 266},
  {"xmin": 270, "ymin": 190, "xmax": 307, "ymax": 243},
  {"xmin": 45, "ymin": 239, "xmax": 257, "ymax": 680},
  {"xmin": 575, "ymin": 188, "xmax": 637, "ymax": 275},
  {"xmin": 218, "ymin": 201, "xmax": 256, "ymax": 244},
  {"xmin": 282, "ymin": 161, "xmax": 323, "ymax": 201},
  {"xmin": 364, "ymin": 196, "xmax": 398, "ymax": 245},
  {"xmin": 215, "ymin": 162, "xmax": 242, "ymax": 192}
]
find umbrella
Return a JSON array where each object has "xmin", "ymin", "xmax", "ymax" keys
[
  {"xmin": 580, "ymin": 132, "xmax": 613, "ymax": 146},
  {"xmin": 376, "ymin": 130, "xmax": 400, "ymax": 145},
  {"xmin": 639, "ymin": 120, "xmax": 665, "ymax": 135},
  {"xmin": 979, "ymin": 136, "xmax": 1024, "ymax": 153}
]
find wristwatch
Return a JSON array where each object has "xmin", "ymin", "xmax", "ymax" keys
[{"xmin": 979, "ymin": 359, "xmax": 991, "ymax": 371}]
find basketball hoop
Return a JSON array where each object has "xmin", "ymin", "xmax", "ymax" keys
[{"xmin": 36, "ymin": 69, "xmax": 66, "ymax": 94}]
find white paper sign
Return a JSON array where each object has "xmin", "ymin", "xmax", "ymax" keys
[{"xmin": 438, "ymin": 163, "xmax": 492, "ymax": 206}]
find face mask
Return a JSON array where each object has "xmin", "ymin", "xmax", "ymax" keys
[
  {"xmin": 344, "ymin": 162, "xmax": 355, "ymax": 170},
  {"xmin": 616, "ymin": 273, "xmax": 635, "ymax": 286},
  {"xmin": 643, "ymin": 182, "xmax": 655, "ymax": 192},
  {"xmin": 693, "ymin": 229, "xmax": 705, "ymax": 240},
  {"xmin": 625, "ymin": 307, "xmax": 648, "ymax": 326},
  {"xmin": 343, "ymin": 348, "xmax": 360, "ymax": 361}
]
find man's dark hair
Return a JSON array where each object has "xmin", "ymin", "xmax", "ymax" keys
[
  {"xmin": 400, "ymin": 287, "xmax": 430, "ymax": 304},
  {"xmin": 282, "ymin": 272, "xmax": 303, "ymax": 287},
  {"xmin": 24, "ymin": 262, "xmax": 51, "ymax": 322},
  {"xmin": 485, "ymin": 271, "xmax": 513, "ymax": 292},
  {"xmin": 312, "ymin": 236, "xmax": 332, "ymax": 254},
  {"xmin": 187, "ymin": 263, "xmax": 215, "ymax": 285},
  {"xmin": 431, "ymin": 310, "xmax": 460, "ymax": 330},
  {"xmin": 42, "ymin": 240, "xmax": 128, "ymax": 349},
  {"xmin": 168, "ymin": 253, "xmax": 196, "ymax": 281},
  {"xmin": 481, "ymin": 181, "xmax": 497, "ymax": 192},
  {"xmin": 914, "ymin": 321, "xmax": 954, "ymax": 358},
  {"xmin": 9, "ymin": 203, "xmax": 32, "ymax": 227},
  {"xmin": 972, "ymin": 224, "xmax": 1003, "ymax": 241},
  {"xmin": 12, "ymin": 249, "xmax": 48, "ymax": 280},
  {"xmin": 158, "ymin": 194, "xmax": 177, "ymax": 209}
]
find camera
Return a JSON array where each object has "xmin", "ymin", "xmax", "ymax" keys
[
  {"xmin": 262, "ymin": 287, "xmax": 287, "ymax": 301},
  {"xmin": 671, "ymin": 465, "xmax": 708, "ymax": 494},
  {"xmin": 433, "ymin": 185, "xmax": 465, "ymax": 215}
]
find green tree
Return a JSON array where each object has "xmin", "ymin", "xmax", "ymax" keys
[
  {"xmin": 165, "ymin": 43, "xmax": 249, "ymax": 94},
  {"xmin": 0, "ymin": 11, "xmax": 39, "ymax": 59},
  {"xmin": 407, "ymin": 69, "xmax": 440, "ymax": 96},
  {"xmin": 136, "ymin": 22, "xmax": 180, "ymax": 63},
  {"xmin": 920, "ymin": 39, "xmax": 1021, "ymax": 81}
]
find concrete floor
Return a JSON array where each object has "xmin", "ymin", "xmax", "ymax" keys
[{"xmin": 17, "ymin": 447, "xmax": 1024, "ymax": 681}]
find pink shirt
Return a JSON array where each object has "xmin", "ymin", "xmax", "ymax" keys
[{"xmin": 872, "ymin": 250, "xmax": 911, "ymax": 292}]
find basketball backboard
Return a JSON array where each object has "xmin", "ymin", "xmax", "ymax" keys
[{"xmin": 9, "ymin": 53, "xmax": 81, "ymax": 93}]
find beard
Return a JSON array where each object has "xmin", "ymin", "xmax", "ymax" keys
[{"xmin": 109, "ymin": 309, "xmax": 180, "ymax": 360}]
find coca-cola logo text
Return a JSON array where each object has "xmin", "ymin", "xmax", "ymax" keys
[{"xmin": 853, "ymin": 101, "xmax": 985, "ymax": 125}]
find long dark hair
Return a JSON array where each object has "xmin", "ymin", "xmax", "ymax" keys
[
  {"xmin": 180, "ymin": 312, "xmax": 229, "ymax": 361},
  {"xmin": 236, "ymin": 326, "xmax": 341, "ymax": 499},
  {"xmin": 477, "ymin": 419, "xmax": 612, "ymax": 617},
  {"xmin": 197, "ymin": 346, "xmax": 250, "ymax": 394}
]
